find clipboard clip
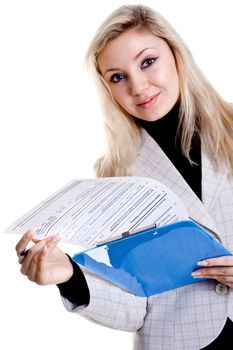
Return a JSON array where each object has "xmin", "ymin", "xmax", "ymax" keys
[
  {"xmin": 96, "ymin": 218, "xmax": 222, "ymax": 247},
  {"xmin": 96, "ymin": 223, "xmax": 157, "ymax": 247}
]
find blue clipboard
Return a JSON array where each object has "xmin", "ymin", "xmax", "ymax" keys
[{"xmin": 72, "ymin": 220, "xmax": 232, "ymax": 297}]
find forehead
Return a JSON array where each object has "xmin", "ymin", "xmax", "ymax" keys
[{"xmin": 98, "ymin": 29, "xmax": 169, "ymax": 70}]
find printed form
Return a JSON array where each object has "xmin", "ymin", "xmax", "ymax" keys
[{"xmin": 5, "ymin": 177, "xmax": 188, "ymax": 248}]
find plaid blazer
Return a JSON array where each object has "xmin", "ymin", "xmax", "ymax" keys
[{"xmin": 64, "ymin": 129, "xmax": 233, "ymax": 349}]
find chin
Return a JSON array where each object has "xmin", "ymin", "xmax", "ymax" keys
[{"xmin": 141, "ymin": 114, "xmax": 164, "ymax": 122}]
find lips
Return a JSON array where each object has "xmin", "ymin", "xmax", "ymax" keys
[{"xmin": 136, "ymin": 93, "xmax": 160, "ymax": 109}]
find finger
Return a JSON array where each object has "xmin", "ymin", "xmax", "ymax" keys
[
  {"xmin": 28, "ymin": 245, "xmax": 51, "ymax": 284},
  {"xmin": 22, "ymin": 248, "xmax": 45, "ymax": 282},
  {"xmin": 215, "ymin": 275, "xmax": 233, "ymax": 283},
  {"xmin": 41, "ymin": 234, "xmax": 61, "ymax": 255},
  {"xmin": 20, "ymin": 235, "xmax": 54, "ymax": 273},
  {"xmin": 20, "ymin": 235, "xmax": 60, "ymax": 274},
  {"xmin": 31, "ymin": 236, "xmax": 46, "ymax": 244},
  {"xmin": 19, "ymin": 235, "xmax": 57, "ymax": 260},
  {"xmin": 15, "ymin": 231, "xmax": 33, "ymax": 257},
  {"xmin": 31, "ymin": 235, "xmax": 61, "ymax": 273},
  {"xmin": 33, "ymin": 245, "xmax": 51, "ymax": 284},
  {"xmin": 192, "ymin": 271, "xmax": 233, "ymax": 287},
  {"xmin": 197, "ymin": 255, "xmax": 233, "ymax": 267},
  {"xmin": 24, "ymin": 236, "xmax": 60, "ymax": 284},
  {"xmin": 203, "ymin": 275, "xmax": 233, "ymax": 288},
  {"xmin": 192, "ymin": 266, "xmax": 233, "ymax": 278},
  {"xmin": 17, "ymin": 235, "xmax": 45, "ymax": 265},
  {"xmin": 27, "ymin": 234, "xmax": 59, "ymax": 258}
]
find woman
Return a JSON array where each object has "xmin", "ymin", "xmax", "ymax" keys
[{"xmin": 16, "ymin": 4, "xmax": 233, "ymax": 349}]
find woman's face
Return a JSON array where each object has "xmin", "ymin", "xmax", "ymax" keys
[{"xmin": 98, "ymin": 29, "xmax": 180, "ymax": 122}]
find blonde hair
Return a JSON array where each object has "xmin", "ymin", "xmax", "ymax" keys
[{"xmin": 86, "ymin": 4, "xmax": 233, "ymax": 177}]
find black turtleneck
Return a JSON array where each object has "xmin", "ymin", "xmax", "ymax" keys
[{"xmin": 137, "ymin": 103, "xmax": 202, "ymax": 200}]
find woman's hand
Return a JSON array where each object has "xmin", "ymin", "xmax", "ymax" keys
[
  {"xmin": 15, "ymin": 231, "xmax": 73, "ymax": 285},
  {"xmin": 192, "ymin": 255, "xmax": 233, "ymax": 288}
]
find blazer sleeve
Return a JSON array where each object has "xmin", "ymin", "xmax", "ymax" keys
[{"xmin": 60, "ymin": 267, "xmax": 148, "ymax": 332}]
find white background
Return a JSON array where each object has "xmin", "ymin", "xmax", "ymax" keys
[{"xmin": 0, "ymin": 0, "xmax": 232, "ymax": 349}]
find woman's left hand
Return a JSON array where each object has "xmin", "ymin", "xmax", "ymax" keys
[{"xmin": 192, "ymin": 255, "xmax": 233, "ymax": 288}]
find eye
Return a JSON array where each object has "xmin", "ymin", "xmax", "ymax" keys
[
  {"xmin": 141, "ymin": 57, "xmax": 157, "ymax": 69},
  {"xmin": 110, "ymin": 73, "xmax": 126, "ymax": 83}
]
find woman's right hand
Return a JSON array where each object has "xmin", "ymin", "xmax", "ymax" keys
[{"xmin": 15, "ymin": 231, "xmax": 73, "ymax": 285}]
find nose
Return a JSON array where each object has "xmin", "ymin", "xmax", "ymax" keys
[{"xmin": 129, "ymin": 73, "xmax": 150, "ymax": 96}]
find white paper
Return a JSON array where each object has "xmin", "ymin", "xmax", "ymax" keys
[{"xmin": 4, "ymin": 177, "xmax": 188, "ymax": 248}]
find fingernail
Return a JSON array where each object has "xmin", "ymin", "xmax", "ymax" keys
[
  {"xmin": 192, "ymin": 271, "xmax": 202, "ymax": 277},
  {"xmin": 197, "ymin": 260, "xmax": 209, "ymax": 266}
]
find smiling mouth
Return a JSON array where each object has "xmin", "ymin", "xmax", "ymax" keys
[{"xmin": 136, "ymin": 93, "xmax": 160, "ymax": 108}]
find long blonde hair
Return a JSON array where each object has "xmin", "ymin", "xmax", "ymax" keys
[{"xmin": 86, "ymin": 4, "xmax": 233, "ymax": 177}]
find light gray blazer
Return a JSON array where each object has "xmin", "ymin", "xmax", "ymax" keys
[{"xmin": 64, "ymin": 129, "xmax": 233, "ymax": 349}]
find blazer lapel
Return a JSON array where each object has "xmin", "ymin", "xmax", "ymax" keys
[{"xmin": 133, "ymin": 129, "xmax": 219, "ymax": 233}]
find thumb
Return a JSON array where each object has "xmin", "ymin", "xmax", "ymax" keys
[{"xmin": 31, "ymin": 233, "xmax": 60, "ymax": 244}]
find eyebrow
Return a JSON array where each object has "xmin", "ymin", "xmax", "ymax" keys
[{"xmin": 103, "ymin": 47, "xmax": 156, "ymax": 76}]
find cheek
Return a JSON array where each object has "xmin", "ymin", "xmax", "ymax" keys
[
  {"xmin": 154, "ymin": 65, "xmax": 176, "ymax": 84},
  {"xmin": 166, "ymin": 60, "xmax": 179, "ymax": 89},
  {"xmin": 169, "ymin": 69, "xmax": 180, "ymax": 97},
  {"xmin": 158, "ymin": 64, "xmax": 179, "ymax": 96},
  {"xmin": 110, "ymin": 87, "xmax": 128, "ymax": 106}
]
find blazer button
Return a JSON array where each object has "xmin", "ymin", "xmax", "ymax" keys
[{"xmin": 215, "ymin": 283, "xmax": 228, "ymax": 295}]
